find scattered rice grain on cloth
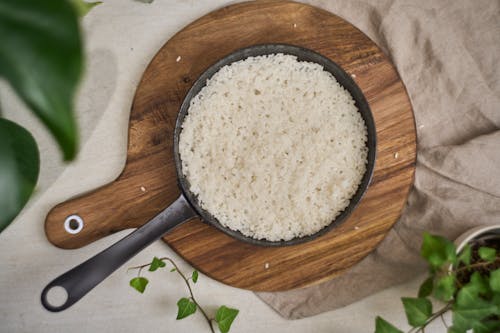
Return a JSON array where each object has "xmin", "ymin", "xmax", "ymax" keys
[{"xmin": 179, "ymin": 54, "xmax": 368, "ymax": 241}]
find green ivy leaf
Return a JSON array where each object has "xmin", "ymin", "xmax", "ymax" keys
[
  {"xmin": 176, "ymin": 297, "xmax": 196, "ymax": 319},
  {"xmin": 492, "ymin": 294, "xmax": 500, "ymax": 307},
  {"xmin": 447, "ymin": 325, "xmax": 466, "ymax": 333},
  {"xmin": 421, "ymin": 233, "xmax": 457, "ymax": 270},
  {"xmin": 0, "ymin": 0, "xmax": 83, "ymax": 161},
  {"xmin": 469, "ymin": 272, "xmax": 489, "ymax": 296},
  {"xmin": 452, "ymin": 284, "xmax": 498, "ymax": 331},
  {"xmin": 418, "ymin": 276, "xmax": 434, "ymax": 298},
  {"xmin": 434, "ymin": 275, "xmax": 456, "ymax": 302},
  {"xmin": 69, "ymin": 0, "xmax": 102, "ymax": 17},
  {"xmin": 458, "ymin": 244, "xmax": 472, "ymax": 266},
  {"xmin": 459, "ymin": 282, "xmax": 492, "ymax": 306},
  {"xmin": 401, "ymin": 297, "xmax": 432, "ymax": 327},
  {"xmin": 129, "ymin": 277, "xmax": 148, "ymax": 293},
  {"xmin": 192, "ymin": 270, "xmax": 199, "ymax": 283},
  {"xmin": 489, "ymin": 269, "xmax": 500, "ymax": 293},
  {"xmin": 148, "ymin": 257, "xmax": 166, "ymax": 272},
  {"xmin": 452, "ymin": 310, "xmax": 476, "ymax": 332},
  {"xmin": 0, "ymin": 119, "xmax": 40, "ymax": 232},
  {"xmin": 478, "ymin": 247, "xmax": 496, "ymax": 262},
  {"xmin": 374, "ymin": 316, "xmax": 404, "ymax": 333},
  {"xmin": 170, "ymin": 268, "xmax": 176, "ymax": 272},
  {"xmin": 472, "ymin": 320, "xmax": 500, "ymax": 333},
  {"xmin": 215, "ymin": 305, "xmax": 239, "ymax": 333}
]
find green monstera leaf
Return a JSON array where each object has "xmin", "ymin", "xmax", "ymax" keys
[
  {"xmin": 0, "ymin": 118, "xmax": 39, "ymax": 232},
  {"xmin": 0, "ymin": 0, "xmax": 83, "ymax": 161}
]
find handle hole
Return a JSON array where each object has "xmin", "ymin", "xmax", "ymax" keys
[
  {"xmin": 68, "ymin": 219, "xmax": 79, "ymax": 230},
  {"xmin": 64, "ymin": 215, "xmax": 84, "ymax": 234},
  {"xmin": 45, "ymin": 286, "xmax": 68, "ymax": 308}
]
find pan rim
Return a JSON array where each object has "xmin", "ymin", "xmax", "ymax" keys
[{"xmin": 173, "ymin": 43, "xmax": 377, "ymax": 247}]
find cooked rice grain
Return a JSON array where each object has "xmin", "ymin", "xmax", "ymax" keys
[{"xmin": 179, "ymin": 54, "xmax": 368, "ymax": 241}]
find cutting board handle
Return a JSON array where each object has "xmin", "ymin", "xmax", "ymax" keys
[
  {"xmin": 45, "ymin": 179, "xmax": 134, "ymax": 249},
  {"xmin": 44, "ymin": 167, "xmax": 181, "ymax": 249}
]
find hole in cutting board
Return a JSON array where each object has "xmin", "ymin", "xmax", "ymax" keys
[{"xmin": 64, "ymin": 215, "xmax": 84, "ymax": 234}]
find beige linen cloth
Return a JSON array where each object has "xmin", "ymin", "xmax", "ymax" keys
[{"xmin": 257, "ymin": 0, "xmax": 500, "ymax": 319}]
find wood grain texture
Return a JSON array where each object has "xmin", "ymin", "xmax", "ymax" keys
[{"xmin": 45, "ymin": 0, "xmax": 416, "ymax": 291}]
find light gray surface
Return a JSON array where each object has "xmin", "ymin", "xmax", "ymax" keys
[{"xmin": 0, "ymin": 1, "xmax": 444, "ymax": 332}]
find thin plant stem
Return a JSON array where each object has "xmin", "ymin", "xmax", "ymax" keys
[
  {"xmin": 129, "ymin": 257, "xmax": 215, "ymax": 333},
  {"xmin": 453, "ymin": 257, "xmax": 500, "ymax": 274},
  {"xmin": 440, "ymin": 313, "xmax": 448, "ymax": 329}
]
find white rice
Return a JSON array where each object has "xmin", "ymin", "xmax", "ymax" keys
[{"xmin": 179, "ymin": 54, "xmax": 368, "ymax": 241}]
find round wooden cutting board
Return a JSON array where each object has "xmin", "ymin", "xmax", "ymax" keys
[{"xmin": 45, "ymin": 0, "xmax": 416, "ymax": 291}]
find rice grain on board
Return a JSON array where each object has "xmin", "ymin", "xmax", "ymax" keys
[{"xmin": 179, "ymin": 54, "xmax": 368, "ymax": 241}]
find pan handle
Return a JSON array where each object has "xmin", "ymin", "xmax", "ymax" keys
[{"xmin": 41, "ymin": 194, "xmax": 197, "ymax": 312}]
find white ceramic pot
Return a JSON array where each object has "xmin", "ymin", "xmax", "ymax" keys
[{"xmin": 454, "ymin": 224, "xmax": 500, "ymax": 253}]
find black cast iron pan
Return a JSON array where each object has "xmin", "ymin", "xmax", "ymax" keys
[{"xmin": 41, "ymin": 44, "xmax": 376, "ymax": 312}]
